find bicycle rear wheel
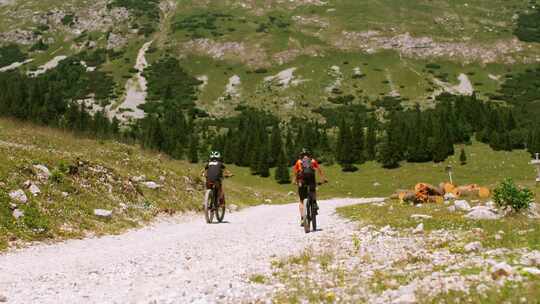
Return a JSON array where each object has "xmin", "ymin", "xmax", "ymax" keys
[
  {"xmin": 204, "ymin": 189, "xmax": 215, "ymax": 223},
  {"xmin": 216, "ymin": 196, "xmax": 225, "ymax": 223},
  {"xmin": 311, "ymin": 201, "xmax": 317, "ymax": 232},
  {"xmin": 303, "ymin": 198, "xmax": 310, "ymax": 233}
]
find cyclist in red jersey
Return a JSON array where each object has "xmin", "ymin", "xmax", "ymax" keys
[{"xmin": 293, "ymin": 148, "xmax": 327, "ymax": 225}]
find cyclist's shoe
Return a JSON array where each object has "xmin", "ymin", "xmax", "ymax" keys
[{"xmin": 314, "ymin": 202, "xmax": 319, "ymax": 215}]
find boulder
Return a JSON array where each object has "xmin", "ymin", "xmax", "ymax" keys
[
  {"xmin": 522, "ymin": 267, "xmax": 540, "ymax": 276},
  {"xmin": 93, "ymin": 209, "xmax": 112, "ymax": 218},
  {"xmin": 454, "ymin": 200, "xmax": 471, "ymax": 211},
  {"xmin": 413, "ymin": 223, "xmax": 424, "ymax": 234},
  {"xmin": 444, "ymin": 193, "xmax": 457, "ymax": 200},
  {"xmin": 521, "ymin": 251, "xmax": 540, "ymax": 267},
  {"xmin": 464, "ymin": 241, "xmax": 483, "ymax": 253},
  {"xmin": 132, "ymin": 175, "xmax": 146, "ymax": 182},
  {"xmin": 29, "ymin": 183, "xmax": 41, "ymax": 196},
  {"xmin": 33, "ymin": 164, "xmax": 51, "ymax": 180},
  {"xmin": 12, "ymin": 209, "xmax": 24, "ymax": 219},
  {"xmin": 491, "ymin": 262, "xmax": 513, "ymax": 279},
  {"xmin": 465, "ymin": 206, "xmax": 500, "ymax": 220},
  {"xmin": 9, "ymin": 189, "xmax": 27, "ymax": 203},
  {"xmin": 142, "ymin": 181, "xmax": 161, "ymax": 189},
  {"xmin": 392, "ymin": 293, "xmax": 416, "ymax": 304}
]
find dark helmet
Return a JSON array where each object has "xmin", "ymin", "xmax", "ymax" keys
[{"xmin": 299, "ymin": 148, "xmax": 311, "ymax": 158}]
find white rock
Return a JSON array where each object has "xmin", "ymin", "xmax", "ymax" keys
[
  {"xmin": 9, "ymin": 189, "xmax": 27, "ymax": 203},
  {"xmin": 464, "ymin": 241, "xmax": 483, "ymax": 253},
  {"xmin": 521, "ymin": 251, "xmax": 540, "ymax": 266},
  {"xmin": 491, "ymin": 262, "xmax": 513, "ymax": 279},
  {"xmin": 12, "ymin": 209, "xmax": 24, "ymax": 219},
  {"xmin": 33, "ymin": 164, "xmax": 51, "ymax": 180},
  {"xmin": 228, "ymin": 204, "xmax": 238, "ymax": 212},
  {"xmin": 287, "ymin": 191, "xmax": 295, "ymax": 196},
  {"xmin": 264, "ymin": 199, "xmax": 272, "ymax": 204},
  {"xmin": 29, "ymin": 183, "xmax": 41, "ymax": 196},
  {"xmin": 476, "ymin": 283, "xmax": 489, "ymax": 294},
  {"xmin": 413, "ymin": 223, "xmax": 424, "ymax": 234},
  {"xmin": 485, "ymin": 200, "xmax": 497, "ymax": 210},
  {"xmin": 392, "ymin": 293, "xmax": 416, "ymax": 304},
  {"xmin": 373, "ymin": 182, "xmax": 381, "ymax": 187},
  {"xmin": 465, "ymin": 206, "xmax": 500, "ymax": 220},
  {"xmin": 142, "ymin": 181, "xmax": 161, "ymax": 189},
  {"xmin": 94, "ymin": 209, "xmax": 112, "ymax": 218},
  {"xmin": 454, "ymin": 200, "xmax": 471, "ymax": 211},
  {"xmin": 132, "ymin": 175, "xmax": 146, "ymax": 182},
  {"xmin": 61, "ymin": 192, "xmax": 69, "ymax": 197},
  {"xmin": 410, "ymin": 214, "xmax": 432, "ymax": 220},
  {"xmin": 444, "ymin": 193, "xmax": 457, "ymax": 200},
  {"xmin": 522, "ymin": 267, "xmax": 540, "ymax": 275},
  {"xmin": 447, "ymin": 206, "xmax": 456, "ymax": 212}
]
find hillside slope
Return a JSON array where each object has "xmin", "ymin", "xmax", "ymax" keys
[
  {"xmin": 1, "ymin": 0, "xmax": 539, "ymax": 119},
  {"xmin": 0, "ymin": 118, "xmax": 289, "ymax": 250}
]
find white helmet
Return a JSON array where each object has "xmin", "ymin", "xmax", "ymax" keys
[{"xmin": 210, "ymin": 151, "xmax": 221, "ymax": 159}]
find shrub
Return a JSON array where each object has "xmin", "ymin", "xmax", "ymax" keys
[
  {"xmin": 493, "ymin": 178, "xmax": 534, "ymax": 213},
  {"xmin": 21, "ymin": 202, "xmax": 50, "ymax": 233},
  {"xmin": 50, "ymin": 168, "xmax": 65, "ymax": 183}
]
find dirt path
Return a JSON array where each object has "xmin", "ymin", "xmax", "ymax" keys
[{"xmin": 0, "ymin": 198, "xmax": 383, "ymax": 303}]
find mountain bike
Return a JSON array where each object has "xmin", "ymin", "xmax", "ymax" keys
[
  {"xmin": 204, "ymin": 181, "xmax": 225, "ymax": 223},
  {"xmin": 302, "ymin": 181, "xmax": 326, "ymax": 233}
]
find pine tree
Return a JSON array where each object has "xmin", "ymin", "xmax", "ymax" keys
[
  {"xmin": 258, "ymin": 143, "xmax": 271, "ymax": 178},
  {"xmin": 274, "ymin": 149, "xmax": 290, "ymax": 184},
  {"xmin": 351, "ymin": 118, "xmax": 365, "ymax": 164},
  {"xmin": 459, "ymin": 147, "xmax": 467, "ymax": 165},
  {"xmin": 269, "ymin": 124, "xmax": 282, "ymax": 167},
  {"xmin": 336, "ymin": 118, "xmax": 356, "ymax": 171},
  {"xmin": 188, "ymin": 132, "xmax": 199, "ymax": 163},
  {"xmin": 365, "ymin": 118, "xmax": 377, "ymax": 160},
  {"xmin": 528, "ymin": 123, "xmax": 540, "ymax": 157},
  {"xmin": 378, "ymin": 113, "xmax": 402, "ymax": 169},
  {"xmin": 406, "ymin": 106, "xmax": 431, "ymax": 162}
]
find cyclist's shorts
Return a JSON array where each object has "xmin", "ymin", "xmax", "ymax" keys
[
  {"xmin": 298, "ymin": 183, "xmax": 316, "ymax": 201},
  {"xmin": 206, "ymin": 179, "xmax": 222, "ymax": 190}
]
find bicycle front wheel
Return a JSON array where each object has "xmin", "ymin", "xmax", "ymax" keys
[
  {"xmin": 204, "ymin": 189, "xmax": 215, "ymax": 223},
  {"xmin": 216, "ymin": 197, "xmax": 225, "ymax": 223}
]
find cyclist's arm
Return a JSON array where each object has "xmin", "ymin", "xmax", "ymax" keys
[
  {"xmin": 292, "ymin": 161, "xmax": 300, "ymax": 184},
  {"xmin": 314, "ymin": 161, "xmax": 327, "ymax": 183},
  {"xmin": 317, "ymin": 167, "xmax": 327, "ymax": 183}
]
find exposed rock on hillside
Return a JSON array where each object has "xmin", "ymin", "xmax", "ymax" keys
[
  {"xmin": 334, "ymin": 31, "xmax": 534, "ymax": 64},
  {"xmin": 181, "ymin": 39, "xmax": 268, "ymax": 68}
]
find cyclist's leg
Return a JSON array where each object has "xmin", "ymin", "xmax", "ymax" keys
[
  {"xmin": 308, "ymin": 183, "xmax": 318, "ymax": 212},
  {"xmin": 218, "ymin": 181, "xmax": 225, "ymax": 205},
  {"xmin": 298, "ymin": 184, "xmax": 307, "ymax": 219}
]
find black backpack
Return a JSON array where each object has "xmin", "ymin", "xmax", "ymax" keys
[{"xmin": 301, "ymin": 158, "xmax": 315, "ymax": 179}]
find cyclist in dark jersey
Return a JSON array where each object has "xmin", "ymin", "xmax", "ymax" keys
[
  {"xmin": 202, "ymin": 151, "xmax": 232, "ymax": 205},
  {"xmin": 293, "ymin": 148, "xmax": 327, "ymax": 225}
]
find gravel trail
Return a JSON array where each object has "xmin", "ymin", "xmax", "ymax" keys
[{"xmin": 0, "ymin": 198, "xmax": 383, "ymax": 303}]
